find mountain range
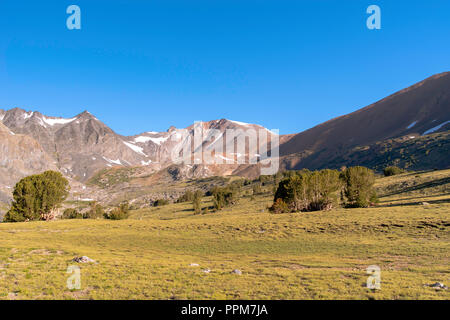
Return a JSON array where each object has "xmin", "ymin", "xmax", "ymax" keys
[{"xmin": 1, "ymin": 72, "xmax": 449, "ymax": 209}]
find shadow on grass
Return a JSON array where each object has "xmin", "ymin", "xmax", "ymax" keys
[
  {"xmin": 382, "ymin": 177, "xmax": 450, "ymax": 197},
  {"xmin": 379, "ymin": 193, "xmax": 450, "ymax": 203},
  {"xmin": 376, "ymin": 197, "xmax": 450, "ymax": 208}
]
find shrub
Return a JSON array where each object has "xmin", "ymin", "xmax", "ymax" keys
[
  {"xmin": 252, "ymin": 183, "xmax": 262, "ymax": 195},
  {"xmin": 258, "ymin": 175, "xmax": 273, "ymax": 186},
  {"xmin": 83, "ymin": 202, "xmax": 105, "ymax": 219},
  {"xmin": 104, "ymin": 201, "xmax": 129, "ymax": 220},
  {"xmin": 193, "ymin": 190, "xmax": 203, "ymax": 214},
  {"xmin": 3, "ymin": 171, "xmax": 69, "ymax": 222},
  {"xmin": 383, "ymin": 166, "xmax": 405, "ymax": 176},
  {"xmin": 340, "ymin": 166, "xmax": 378, "ymax": 208},
  {"xmin": 153, "ymin": 199, "xmax": 169, "ymax": 207},
  {"xmin": 62, "ymin": 208, "xmax": 83, "ymax": 219},
  {"xmin": 177, "ymin": 190, "xmax": 194, "ymax": 203},
  {"xmin": 271, "ymin": 198, "xmax": 289, "ymax": 214},
  {"xmin": 211, "ymin": 185, "xmax": 239, "ymax": 210}
]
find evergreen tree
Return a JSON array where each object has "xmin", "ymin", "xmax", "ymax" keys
[
  {"xmin": 193, "ymin": 190, "xmax": 203, "ymax": 214},
  {"xmin": 3, "ymin": 171, "xmax": 69, "ymax": 222},
  {"xmin": 340, "ymin": 166, "xmax": 378, "ymax": 208}
]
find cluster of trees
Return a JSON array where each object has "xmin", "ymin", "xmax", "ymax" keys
[
  {"xmin": 62, "ymin": 201, "xmax": 129, "ymax": 220},
  {"xmin": 2, "ymin": 164, "xmax": 387, "ymax": 222},
  {"xmin": 62, "ymin": 208, "xmax": 83, "ymax": 219},
  {"xmin": 4, "ymin": 171, "xmax": 69, "ymax": 222},
  {"xmin": 271, "ymin": 166, "xmax": 378, "ymax": 213},
  {"xmin": 176, "ymin": 190, "xmax": 195, "ymax": 203},
  {"xmin": 176, "ymin": 189, "xmax": 204, "ymax": 214}
]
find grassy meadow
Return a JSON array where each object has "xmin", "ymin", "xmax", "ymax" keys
[{"xmin": 0, "ymin": 170, "xmax": 448, "ymax": 300}]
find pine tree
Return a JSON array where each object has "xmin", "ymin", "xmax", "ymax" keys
[
  {"xmin": 4, "ymin": 171, "xmax": 69, "ymax": 222},
  {"xmin": 193, "ymin": 190, "xmax": 203, "ymax": 214}
]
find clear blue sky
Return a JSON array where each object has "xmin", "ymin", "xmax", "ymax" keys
[{"xmin": 1, "ymin": 0, "xmax": 449, "ymax": 136}]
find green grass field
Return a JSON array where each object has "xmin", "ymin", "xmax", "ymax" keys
[{"xmin": 0, "ymin": 170, "xmax": 449, "ymax": 300}]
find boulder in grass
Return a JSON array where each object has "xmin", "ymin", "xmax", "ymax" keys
[
  {"xmin": 73, "ymin": 256, "xmax": 96, "ymax": 263},
  {"xmin": 231, "ymin": 269, "xmax": 242, "ymax": 275},
  {"xmin": 429, "ymin": 282, "xmax": 447, "ymax": 290}
]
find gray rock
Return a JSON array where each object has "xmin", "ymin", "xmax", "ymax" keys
[
  {"xmin": 429, "ymin": 282, "xmax": 447, "ymax": 289},
  {"xmin": 189, "ymin": 263, "xmax": 200, "ymax": 267},
  {"xmin": 73, "ymin": 256, "xmax": 96, "ymax": 263},
  {"xmin": 231, "ymin": 269, "xmax": 242, "ymax": 275},
  {"xmin": 202, "ymin": 269, "xmax": 211, "ymax": 273}
]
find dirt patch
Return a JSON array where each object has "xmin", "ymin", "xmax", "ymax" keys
[
  {"xmin": 64, "ymin": 286, "xmax": 94, "ymax": 299},
  {"xmin": 28, "ymin": 249, "xmax": 52, "ymax": 255}
]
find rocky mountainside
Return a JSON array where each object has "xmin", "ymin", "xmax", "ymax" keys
[
  {"xmin": 280, "ymin": 72, "xmax": 450, "ymax": 170},
  {"xmin": 0, "ymin": 121, "xmax": 57, "ymax": 203},
  {"xmin": 0, "ymin": 109, "xmax": 278, "ymax": 205},
  {"xmin": 1, "ymin": 109, "xmax": 153, "ymax": 181}
]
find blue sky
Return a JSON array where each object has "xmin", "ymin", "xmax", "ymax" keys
[{"xmin": 1, "ymin": 0, "xmax": 449, "ymax": 136}]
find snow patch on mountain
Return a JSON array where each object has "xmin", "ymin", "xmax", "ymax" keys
[
  {"xmin": 123, "ymin": 141, "xmax": 146, "ymax": 156},
  {"xmin": 102, "ymin": 157, "xmax": 123, "ymax": 165},
  {"xmin": 229, "ymin": 120, "xmax": 250, "ymax": 126},
  {"xmin": 23, "ymin": 112, "xmax": 34, "ymax": 120},
  {"xmin": 42, "ymin": 116, "xmax": 76, "ymax": 126},
  {"xmin": 134, "ymin": 135, "xmax": 169, "ymax": 145},
  {"xmin": 406, "ymin": 121, "xmax": 417, "ymax": 129},
  {"xmin": 423, "ymin": 120, "xmax": 450, "ymax": 135}
]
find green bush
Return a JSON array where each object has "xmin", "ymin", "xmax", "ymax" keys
[
  {"xmin": 193, "ymin": 190, "xmax": 203, "ymax": 214},
  {"xmin": 252, "ymin": 183, "xmax": 262, "ymax": 195},
  {"xmin": 211, "ymin": 185, "xmax": 239, "ymax": 210},
  {"xmin": 177, "ymin": 190, "xmax": 194, "ymax": 203},
  {"xmin": 62, "ymin": 208, "xmax": 83, "ymax": 219},
  {"xmin": 383, "ymin": 166, "xmax": 405, "ymax": 176},
  {"xmin": 3, "ymin": 171, "xmax": 69, "ymax": 222},
  {"xmin": 104, "ymin": 201, "xmax": 129, "ymax": 220},
  {"xmin": 258, "ymin": 175, "xmax": 273, "ymax": 186},
  {"xmin": 153, "ymin": 199, "xmax": 169, "ymax": 207},
  {"xmin": 83, "ymin": 202, "xmax": 105, "ymax": 219},
  {"xmin": 340, "ymin": 166, "xmax": 378, "ymax": 208}
]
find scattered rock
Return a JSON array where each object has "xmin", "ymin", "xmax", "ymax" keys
[
  {"xmin": 421, "ymin": 202, "xmax": 430, "ymax": 206},
  {"xmin": 231, "ymin": 269, "xmax": 242, "ymax": 275},
  {"xmin": 72, "ymin": 256, "xmax": 96, "ymax": 263},
  {"xmin": 7, "ymin": 292, "xmax": 18, "ymax": 300},
  {"xmin": 189, "ymin": 263, "xmax": 200, "ymax": 267},
  {"xmin": 429, "ymin": 282, "xmax": 447, "ymax": 290},
  {"xmin": 202, "ymin": 269, "xmax": 211, "ymax": 273}
]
